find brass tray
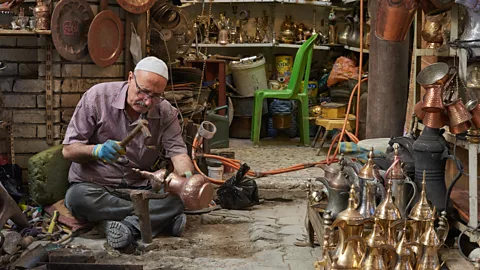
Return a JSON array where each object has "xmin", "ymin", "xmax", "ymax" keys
[
  {"xmin": 51, "ymin": 0, "xmax": 94, "ymax": 61},
  {"xmin": 88, "ymin": 10, "xmax": 124, "ymax": 67}
]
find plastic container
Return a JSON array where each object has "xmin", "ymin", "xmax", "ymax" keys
[
  {"xmin": 208, "ymin": 165, "xmax": 224, "ymax": 179},
  {"xmin": 230, "ymin": 57, "xmax": 268, "ymax": 97},
  {"xmin": 275, "ymin": 55, "xmax": 293, "ymax": 84}
]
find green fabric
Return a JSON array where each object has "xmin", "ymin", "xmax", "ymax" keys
[
  {"xmin": 28, "ymin": 145, "xmax": 71, "ymax": 205},
  {"xmin": 251, "ymin": 34, "xmax": 318, "ymax": 146}
]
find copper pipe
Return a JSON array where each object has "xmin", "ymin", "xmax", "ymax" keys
[{"xmin": 375, "ymin": 0, "xmax": 418, "ymax": 42}]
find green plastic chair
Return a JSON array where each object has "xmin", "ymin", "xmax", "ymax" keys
[{"xmin": 251, "ymin": 34, "xmax": 318, "ymax": 146}]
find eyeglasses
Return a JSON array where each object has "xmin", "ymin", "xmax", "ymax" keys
[{"xmin": 133, "ymin": 74, "xmax": 165, "ymax": 103}]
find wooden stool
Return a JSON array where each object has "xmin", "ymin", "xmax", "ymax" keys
[{"xmin": 312, "ymin": 115, "xmax": 356, "ymax": 156}]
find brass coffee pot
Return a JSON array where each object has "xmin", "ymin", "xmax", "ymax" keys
[
  {"xmin": 30, "ymin": 0, "xmax": 50, "ymax": 30},
  {"xmin": 415, "ymin": 209, "xmax": 445, "ymax": 270},
  {"xmin": 134, "ymin": 169, "xmax": 214, "ymax": 211},
  {"xmin": 408, "ymin": 171, "xmax": 434, "ymax": 246},
  {"xmin": 363, "ymin": 222, "xmax": 398, "ymax": 270},
  {"xmin": 394, "ymin": 222, "xmax": 422, "ymax": 270},
  {"xmin": 317, "ymin": 156, "xmax": 353, "ymax": 219},
  {"xmin": 358, "ymin": 149, "xmax": 386, "ymax": 219},
  {"xmin": 331, "ymin": 185, "xmax": 366, "ymax": 269},
  {"xmin": 374, "ymin": 179, "xmax": 402, "ymax": 246},
  {"xmin": 388, "ymin": 145, "xmax": 417, "ymax": 217}
]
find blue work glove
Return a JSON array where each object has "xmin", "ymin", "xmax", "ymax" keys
[{"xmin": 92, "ymin": 140, "xmax": 126, "ymax": 163}]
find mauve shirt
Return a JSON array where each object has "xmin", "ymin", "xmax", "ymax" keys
[{"xmin": 63, "ymin": 81, "xmax": 187, "ymax": 187}]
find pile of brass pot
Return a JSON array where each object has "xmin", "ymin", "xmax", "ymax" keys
[
  {"xmin": 311, "ymin": 148, "xmax": 449, "ymax": 270},
  {"xmin": 414, "ymin": 62, "xmax": 480, "ymax": 134}
]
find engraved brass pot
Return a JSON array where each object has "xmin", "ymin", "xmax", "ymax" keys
[{"xmin": 421, "ymin": 15, "xmax": 444, "ymax": 49}]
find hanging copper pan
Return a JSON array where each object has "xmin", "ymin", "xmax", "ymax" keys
[
  {"xmin": 51, "ymin": 0, "xmax": 94, "ymax": 61},
  {"xmin": 88, "ymin": 8, "xmax": 124, "ymax": 67},
  {"xmin": 116, "ymin": 0, "xmax": 155, "ymax": 14}
]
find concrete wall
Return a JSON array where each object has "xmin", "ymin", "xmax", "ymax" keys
[{"xmin": 0, "ymin": 0, "xmax": 126, "ymax": 178}]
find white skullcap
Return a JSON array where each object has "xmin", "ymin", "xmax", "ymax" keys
[{"xmin": 134, "ymin": 56, "xmax": 169, "ymax": 80}]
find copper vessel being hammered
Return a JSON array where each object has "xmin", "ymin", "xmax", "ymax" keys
[
  {"xmin": 375, "ymin": 0, "xmax": 419, "ymax": 42},
  {"xmin": 445, "ymin": 99, "xmax": 472, "ymax": 127},
  {"xmin": 422, "ymin": 85, "xmax": 444, "ymax": 112}
]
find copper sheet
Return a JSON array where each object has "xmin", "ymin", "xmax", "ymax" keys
[
  {"xmin": 88, "ymin": 10, "xmax": 124, "ymax": 67},
  {"xmin": 51, "ymin": 0, "xmax": 94, "ymax": 61},
  {"xmin": 116, "ymin": 0, "xmax": 154, "ymax": 14}
]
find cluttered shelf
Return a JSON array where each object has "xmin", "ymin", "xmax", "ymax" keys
[
  {"xmin": 416, "ymin": 123, "xmax": 480, "ymax": 153},
  {"xmin": 0, "ymin": 29, "xmax": 51, "ymax": 35},
  {"xmin": 192, "ymin": 43, "xmax": 367, "ymax": 52},
  {"xmin": 183, "ymin": 0, "xmax": 332, "ymax": 6},
  {"xmin": 415, "ymin": 48, "xmax": 457, "ymax": 57}
]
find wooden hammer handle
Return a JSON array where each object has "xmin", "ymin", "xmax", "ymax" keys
[{"xmin": 119, "ymin": 119, "xmax": 149, "ymax": 148}]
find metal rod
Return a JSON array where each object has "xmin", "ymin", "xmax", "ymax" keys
[{"xmin": 130, "ymin": 192, "xmax": 153, "ymax": 244}]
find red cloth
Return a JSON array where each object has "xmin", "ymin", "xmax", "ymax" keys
[{"xmin": 44, "ymin": 199, "xmax": 93, "ymax": 232}]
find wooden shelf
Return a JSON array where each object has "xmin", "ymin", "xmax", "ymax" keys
[
  {"xmin": 183, "ymin": 0, "xmax": 331, "ymax": 5},
  {"xmin": 192, "ymin": 43, "xmax": 337, "ymax": 51},
  {"xmin": 415, "ymin": 48, "xmax": 457, "ymax": 57},
  {"xmin": 0, "ymin": 29, "xmax": 51, "ymax": 35}
]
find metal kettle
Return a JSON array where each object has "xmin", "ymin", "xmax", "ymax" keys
[
  {"xmin": 363, "ymin": 223, "xmax": 398, "ymax": 270},
  {"xmin": 455, "ymin": 1, "xmax": 480, "ymax": 60},
  {"xmin": 338, "ymin": 15, "xmax": 352, "ymax": 45},
  {"xmin": 347, "ymin": 14, "xmax": 361, "ymax": 48},
  {"xmin": 358, "ymin": 149, "xmax": 386, "ymax": 219},
  {"xmin": 317, "ymin": 157, "xmax": 353, "ymax": 219}
]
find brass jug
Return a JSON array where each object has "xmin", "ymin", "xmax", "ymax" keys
[
  {"xmin": 332, "ymin": 234, "xmax": 366, "ymax": 269},
  {"xmin": 421, "ymin": 15, "xmax": 444, "ymax": 49},
  {"xmin": 363, "ymin": 222, "xmax": 398, "ymax": 270},
  {"xmin": 416, "ymin": 211, "xmax": 446, "ymax": 270},
  {"xmin": 31, "ymin": 0, "xmax": 50, "ymax": 30},
  {"xmin": 374, "ymin": 179, "xmax": 402, "ymax": 246},
  {"xmin": 358, "ymin": 149, "xmax": 386, "ymax": 219},
  {"xmin": 408, "ymin": 172, "xmax": 434, "ymax": 246}
]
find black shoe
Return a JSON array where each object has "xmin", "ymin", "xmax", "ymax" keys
[
  {"xmin": 105, "ymin": 221, "xmax": 134, "ymax": 249},
  {"xmin": 171, "ymin": 213, "xmax": 187, "ymax": 237}
]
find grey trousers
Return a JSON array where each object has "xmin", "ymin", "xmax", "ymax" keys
[{"xmin": 64, "ymin": 182, "xmax": 184, "ymax": 237}]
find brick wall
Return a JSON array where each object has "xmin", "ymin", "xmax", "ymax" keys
[{"xmin": 0, "ymin": 0, "xmax": 126, "ymax": 176}]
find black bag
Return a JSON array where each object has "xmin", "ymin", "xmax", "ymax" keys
[
  {"xmin": 217, "ymin": 163, "xmax": 260, "ymax": 210},
  {"xmin": 0, "ymin": 164, "xmax": 24, "ymax": 202}
]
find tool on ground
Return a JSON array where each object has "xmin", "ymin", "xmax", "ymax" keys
[
  {"xmin": 48, "ymin": 210, "xmax": 59, "ymax": 234},
  {"xmin": 119, "ymin": 119, "xmax": 151, "ymax": 148}
]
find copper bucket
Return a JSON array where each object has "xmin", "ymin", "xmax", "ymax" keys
[
  {"xmin": 419, "ymin": 0, "xmax": 454, "ymax": 16},
  {"xmin": 422, "ymin": 85, "xmax": 444, "ymax": 112},
  {"xmin": 446, "ymin": 99, "xmax": 472, "ymax": 126},
  {"xmin": 415, "ymin": 100, "xmax": 426, "ymax": 120},
  {"xmin": 423, "ymin": 111, "xmax": 445, "ymax": 128},
  {"xmin": 375, "ymin": 0, "xmax": 419, "ymax": 41},
  {"xmin": 450, "ymin": 121, "xmax": 471, "ymax": 134},
  {"xmin": 470, "ymin": 103, "xmax": 480, "ymax": 128}
]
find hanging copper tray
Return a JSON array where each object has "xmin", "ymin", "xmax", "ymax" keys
[
  {"xmin": 116, "ymin": 0, "xmax": 155, "ymax": 14},
  {"xmin": 51, "ymin": 0, "xmax": 94, "ymax": 61},
  {"xmin": 88, "ymin": 10, "xmax": 124, "ymax": 67}
]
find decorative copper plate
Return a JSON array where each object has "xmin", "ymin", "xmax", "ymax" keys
[
  {"xmin": 51, "ymin": 0, "xmax": 94, "ymax": 61},
  {"xmin": 88, "ymin": 10, "xmax": 124, "ymax": 67},
  {"xmin": 116, "ymin": 0, "xmax": 155, "ymax": 14}
]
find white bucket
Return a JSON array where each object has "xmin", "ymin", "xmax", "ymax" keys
[
  {"xmin": 230, "ymin": 57, "xmax": 268, "ymax": 97},
  {"xmin": 208, "ymin": 165, "xmax": 224, "ymax": 179}
]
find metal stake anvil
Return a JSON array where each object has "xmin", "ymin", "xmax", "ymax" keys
[{"xmin": 117, "ymin": 189, "xmax": 169, "ymax": 248}]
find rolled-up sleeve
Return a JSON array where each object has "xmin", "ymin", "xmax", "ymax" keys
[
  {"xmin": 63, "ymin": 92, "xmax": 97, "ymax": 145},
  {"xmin": 161, "ymin": 107, "xmax": 187, "ymax": 158}
]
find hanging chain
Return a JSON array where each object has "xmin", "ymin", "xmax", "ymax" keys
[
  {"xmin": 9, "ymin": 123, "xmax": 15, "ymax": 165},
  {"xmin": 189, "ymin": 0, "xmax": 213, "ymax": 121}
]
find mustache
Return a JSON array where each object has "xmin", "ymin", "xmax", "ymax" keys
[{"xmin": 134, "ymin": 101, "xmax": 147, "ymax": 108}]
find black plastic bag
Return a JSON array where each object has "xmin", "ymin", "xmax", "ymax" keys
[
  {"xmin": 217, "ymin": 163, "xmax": 260, "ymax": 210},
  {"xmin": 0, "ymin": 164, "xmax": 24, "ymax": 202}
]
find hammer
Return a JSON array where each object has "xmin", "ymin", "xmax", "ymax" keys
[{"xmin": 119, "ymin": 119, "xmax": 151, "ymax": 148}]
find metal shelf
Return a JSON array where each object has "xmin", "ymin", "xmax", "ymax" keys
[
  {"xmin": 192, "ymin": 43, "xmax": 334, "ymax": 51},
  {"xmin": 415, "ymin": 48, "xmax": 457, "ymax": 57},
  {"xmin": 344, "ymin": 45, "xmax": 369, "ymax": 54},
  {"xmin": 0, "ymin": 29, "xmax": 51, "ymax": 35},
  {"xmin": 183, "ymin": 0, "xmax": 331, "ymax": 5}
]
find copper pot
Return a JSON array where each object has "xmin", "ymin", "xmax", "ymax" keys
[
  {"xmin": 31, "ymin": 0, "xmax": 50, "ymax": 30},
  {"xmin": 450, "ymin": 121, "xmax": 471, "ymax": 134},
  {"xmin": 415, "ymin": 100, "xmax": 426, "ymax": 120},
  {"xmin": 375, "ymin": 0, "xmax": 419, "ymax": 42},
  {"xmin": 166, "ymin": 173, "xmax": 214, "ymax": 211},
  {"xmin": 422, "ymin": 85, "xmax": 444, "ymax": 112},
  {"xmin": 423, "ymin": 111, "xmax": 445, "ymax": 128},
  {"xmin": 445, "ymin": 99, "xmax": 472, "ymax": 127},
  {"xmin": 471, "ymin": 103, "xmax": 480, "ymax": 128},
  {"xmin": 419, "ymin": 0, "xmax": 454, "ymax": 16},
  {"xmin": 134, "ymin": 169, "xmax": 214, "ymax": 211},
  {"xmin": 416, "ymin": 62, "xmax": 450, "ymax": 86}
]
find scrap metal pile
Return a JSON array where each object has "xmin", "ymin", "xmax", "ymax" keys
[{"xmin": 166, "ymin": 67, "xmax": 205, "ymax": 118}]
